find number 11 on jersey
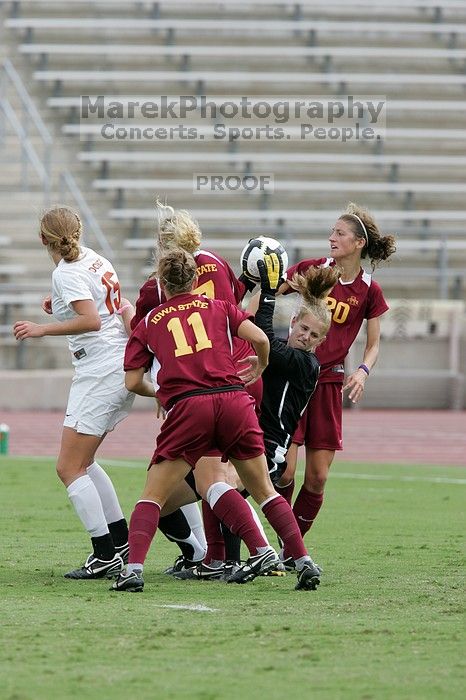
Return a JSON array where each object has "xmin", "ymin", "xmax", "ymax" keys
[{"xmin": 167, "ymin": 312, "xmax": 213, "ymax": 357}]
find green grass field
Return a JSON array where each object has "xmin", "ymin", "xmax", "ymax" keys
[{"xmin": 1, "ymin": 456, "xmax": 464, "ymax": 700}]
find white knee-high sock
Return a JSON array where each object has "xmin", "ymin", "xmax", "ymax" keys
[
  {"xmin": 86, "ymin": 461, "xmax": 124, "ymax": 524},
  {"xmin": 67, "ymin": 475, "xmax": 109, "ymax": 537},
  {"xmin": 166, "ymin": 528, "xmax": 206, "ymax": 562},
  {"xmin": 206, "ymin": 481, "xmax": 232, "ymax": 508},
  {"xmin": 180, "ymin": 503, "xmax": 207, "ymax": 550}
]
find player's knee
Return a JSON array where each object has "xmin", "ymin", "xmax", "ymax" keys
[
  {"xmin": 56, "ymin": 459, "xmax": 86, "ymax": 485},
  {"xmin": 56, "ymin": 462, "xmax": 67, "ymax": 484},
  {"xmin": 277, "ymin": 463, "xmax": 295, "ymax": 485},
  {"xmin": 304, "ymin": 471, "xmax": 327, "ymax": 493}
]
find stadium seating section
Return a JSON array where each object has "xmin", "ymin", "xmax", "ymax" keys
[{"xmin": 0, "ymin": 0, "xmax": 465, "ymax": 380}]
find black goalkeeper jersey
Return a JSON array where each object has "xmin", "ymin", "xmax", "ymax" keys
[{"xmin": 254, "ymin": 291, "xmax": 320, "ymax": 481}]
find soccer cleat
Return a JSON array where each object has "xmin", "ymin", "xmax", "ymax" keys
[
  {"xmin": 173, "ymin": 562, "xmax": 225, "ymax": 581},
  {"xmin": 295, "ymin": 560, "xmax": 321, "ymax": 591},
  {"xmin": 115, "ymin": 542, "xmax": 129, "ymax": 564},
  {"xmin": 280, "ymin": 556, "xmax": 296, "ymax": 571},
  {"xmin": 110, "ymin": 568, "xmax": 144, "ymax": 592},
  {"xmin": 227, "ymin": 548, "xmax": 280, "ymax": 584},
  {"xmin": 163, "ymin": 555, "xmax": 199, "ymax": 575},
  {"xmin": 262, "ymin": 559, "xmax": 287, "ymax": 577},
  {"xmin": 221, "ymin": 560, "xmax": 241, "ymax": 581},
  {"xmin": 280, "ymin": 555, "xmax": 322, "ymax": 574},
  {"xmin": 64, "ymin": 552, "xmax": 124, "ymax": 580}
]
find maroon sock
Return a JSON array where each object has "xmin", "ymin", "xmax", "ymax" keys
[
  {"xmin": 128, "ymin": 500, "xmax": 160, "ymax": 565},
  {"xmin": 275, "ymin": 479, "xmax": 295, "ymax": 505},
  {"xmin": 262, "ymin": 494, "xmax": 307, "ymax": 560},
  {"xmin": 201, "ymin": 500, "xmax": 225, "ymax": 564},
  {"xmin": 292, "ymin": 486, "xmax": 324, "ymax": 538},
  {"xmin": 212, "ymin": 489, "xmax": 268, "ymax": 555}
]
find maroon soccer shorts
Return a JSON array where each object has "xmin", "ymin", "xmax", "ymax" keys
[
  {"xmin": 247, "ymin": 376, "xmax": 263, "ymax": 417},
  {"xmin": 202, "ymin": 377, "xmax": 263, "ymax": 458},
  {"xmin": 292, "ymin": 382, "xmax": 343, "ymax": 451},
  {"xmin": 152, "ymin": 390, "xmax": 265, "ymax": 468}
]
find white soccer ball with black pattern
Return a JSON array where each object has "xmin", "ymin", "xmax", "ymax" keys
[{"xmin": 240, "ymin": 236, "xmax": 288, "ymax": 283}]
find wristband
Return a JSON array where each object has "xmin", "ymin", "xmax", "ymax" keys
[{"xmin": 358, "ymin": 363, "xmax": 370, "ymax": 376}]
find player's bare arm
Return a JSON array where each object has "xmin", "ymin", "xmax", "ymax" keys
[
  {"xmin": 124, "ymin": 366, "xmax": 155, "ymax": 398},
  {"xmin": 343, "ymin": 316, "xmax": 382, "ymax": 403},
  {"xmin": 116, "ymin": 296, "xmax": 135, "ymax": 337},
  {"xmin": 13, "ymin": 299, "xmax": 101, "ymax": 340}
]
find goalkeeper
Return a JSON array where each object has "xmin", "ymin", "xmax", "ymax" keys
[{"xmin": 253, "ymin": 253, "xmax": 339, "ymax": 483}]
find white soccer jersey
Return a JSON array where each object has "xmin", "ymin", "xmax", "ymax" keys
[{"xmin": 51, "ymin": 246, "xmax": 128, "ymax": 373}]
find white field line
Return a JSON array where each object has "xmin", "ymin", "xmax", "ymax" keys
[
  {"xmin": 154, "ymin": 604, "xmax": 219, "ymax": 612},
  {"xmin": 332, "ymin": 472, "xmax": 466, "ymax": 485},
  {"xmin": 9, "ymin": 456, "xmax": 147, "ymax": 468},
  {"xmin": 8, "ymin": 456, "xmax": 466, "ymax": 484},
  {"xmin": 101, "ymin": 459, "xmax": 146, "ymax": 469},
  {"xmin": 102, "ymin": 460, "xmax": 466, "ymax": 484}
]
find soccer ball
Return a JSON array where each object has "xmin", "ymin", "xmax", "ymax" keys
[{"xmin": 240, "ymin": 236, "xmax": 288, "ymax": 283}]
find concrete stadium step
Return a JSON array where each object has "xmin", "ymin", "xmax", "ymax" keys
[{"xmin": 2, "ymin": 0, "xmax": 465, "ymax": 350}]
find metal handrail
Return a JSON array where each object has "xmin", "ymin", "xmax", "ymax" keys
[
  {"xmin": 1, "ymin": 97, "xmax": 48, "ymax": 183},
  {"xmin": 0, "ymin": 58, "xmax": 112, "ymax": 260},
  {"xmin": 3, "ymin": 58, "xmax": 52, "ymax": 145},
  {"xmin": 1, "ymin": 58, "xmax": 52, "ymax": 203}
]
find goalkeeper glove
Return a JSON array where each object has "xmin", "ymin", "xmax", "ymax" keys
[{"xmin": 257, "ymin": 253, "xmax": 281, "ymax": 294}]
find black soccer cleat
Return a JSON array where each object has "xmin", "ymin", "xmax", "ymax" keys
[
  {"xmin": 64, "ymin": 552, "xmax": 124, "ymax": 580},
  {"xmin": 220, "ymin": 560, "xmax": 242, "ymax": 581},
  {"xmin": 280, "ymin": 556, "xmax": 296, "ymax": 571},
  {"xmin": 114, "ymin": 542, "xmax": 129, "ymax": 564},
  {"xmin": 295, "ymin": 560, "xmax": 321, "ymax": 591},
  {"xmin": 173, "ymin": 562, "xmax": 225, "ymax": 581},
  {"xmin": 163, "ymin": 555, "xmax": 199, "ymax": 575},
  {"xmin": 110, "ymin": 568, "xmax": 144, "ymax": 592},
  {"xmin": 262, "ymin": 559, "xmax": 287, "ymax": 577},
  {"xmin": 227, "ymin": 548, "xmax": 280, "ymax": 584},
  {"xmin": 280, "ymin": 555, "xmax": 322, "ymax": 574}
]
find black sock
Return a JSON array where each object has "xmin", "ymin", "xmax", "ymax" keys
[
  {"xmin": 91, "ymin": 533, "xmax": 115, "ymax": 560},
  {"xmin": 221, "ymin": 523, "xmax": 241, "ymax": 564},
  {"xmin": 108, "ymin": 518, "xmax": 128, "ymax": 547},
  {"xmin": 159, "ymin": 509, "xmax": 196, "ymax": 561}
]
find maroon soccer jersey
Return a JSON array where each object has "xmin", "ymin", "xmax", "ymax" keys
[
  {"xmin": 125, "ymin": 292, "xmax": 252, "ymax": 409},
  {"xmin": 131, "ymin": 249, "xmax": 247, "ymax": 329},
  {"xmin": 286, "ymin": 257, "xmax": 389, "ymax": 382}
]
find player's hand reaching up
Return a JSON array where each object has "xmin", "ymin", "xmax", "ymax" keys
[{"xmin": 257, "ymin": 254, "xmax": 281, "ymax": 294}]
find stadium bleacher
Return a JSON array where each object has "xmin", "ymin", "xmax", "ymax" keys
[
  {"xmin": 18, "ymin": 43, "xmax": 466, "ymax": 65},
  {"xmin": 6, "ymin": 17, "xmax": 466, "ymax": 41},
  {"xmin": 0, "ymin": 0, "xmax": 465, "ymax": 392}
]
